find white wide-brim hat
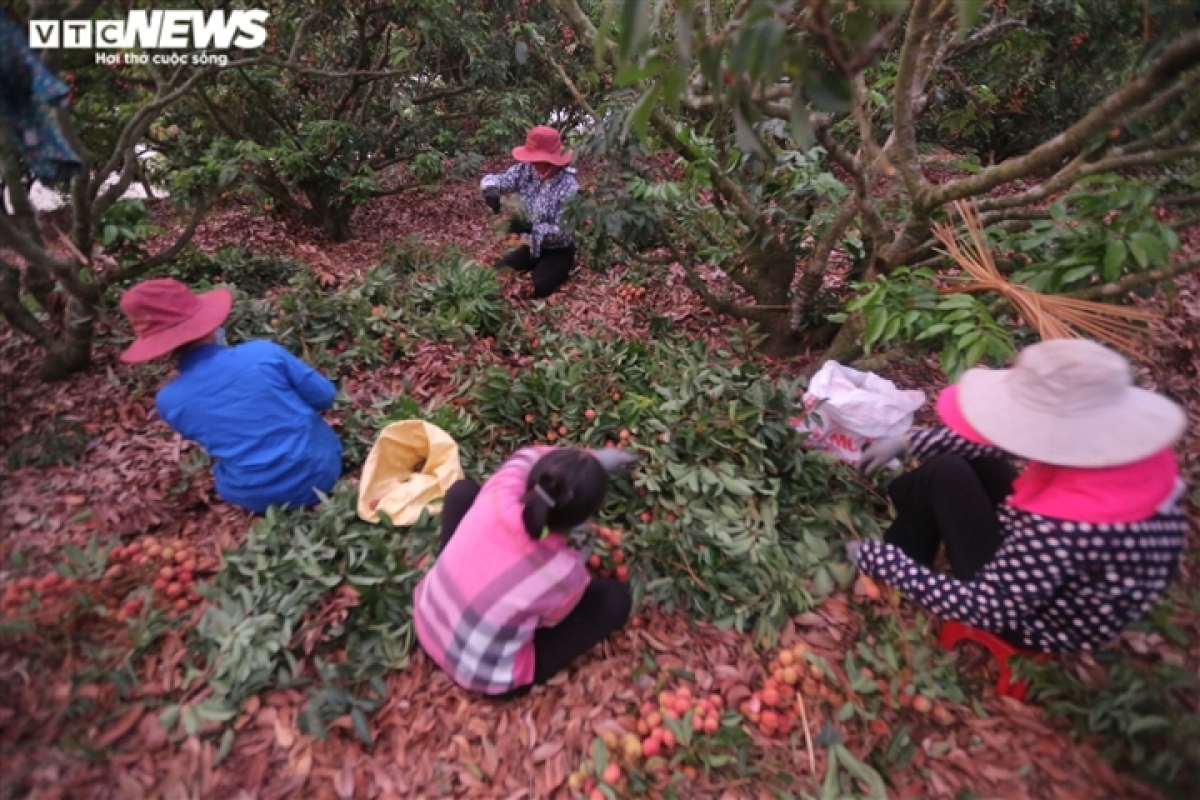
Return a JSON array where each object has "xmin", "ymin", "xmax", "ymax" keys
[{"xmin": 957, "ymin": 339, "xmax": 1187, "ymax": 468}]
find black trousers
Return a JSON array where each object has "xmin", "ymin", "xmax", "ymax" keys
[
  {"xmin": 439, "ymin": 479, "xmax": 632, "ymax": 697},
  {"xmin": 884, "ymin": 454, "xmax": 1019, "ymax": 582},
  {"xmin": 495, "ymin": 244, "xmax": 575, "ymax": 298}
]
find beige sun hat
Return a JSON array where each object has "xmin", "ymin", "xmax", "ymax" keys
[{"xmin": 956, "ymin": 339, "xmax": 1187, "ymax": 468}]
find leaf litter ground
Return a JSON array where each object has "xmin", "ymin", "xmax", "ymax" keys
[{"xmin": 1, "ymin": 169, "xmax": 1197, "ymax": 800}]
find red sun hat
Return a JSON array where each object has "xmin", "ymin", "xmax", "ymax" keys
[
  {"xmin": 512, "ymin": 125, "xmax": 573, "ymax": 167},
  {"xmin": 119, "ymin": 278, "xmax": 233, "ymax": 363}
]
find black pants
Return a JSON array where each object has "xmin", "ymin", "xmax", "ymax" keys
[
  {"xmin": 439, "ymin": 479, "xmax": 632, "ymax": 697},
  {"xmin": 495, "ymin": 244, "xmax": 575, "ymax": 298},
  {"xmin": 884, "ymin": 454, "xmax": 1019, "ymax": 582}
]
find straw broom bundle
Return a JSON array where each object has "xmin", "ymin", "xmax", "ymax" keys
[{"xmin": 930, "ymin": 200, "xmax": 1159, "ymax": 359}]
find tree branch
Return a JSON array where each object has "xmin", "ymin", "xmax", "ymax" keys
[
  {"xmin": 657, "ymin": 219, "xmax": 779, "ymax": 324},
  {"xmin": 0, "ymin": 255, "xmax": 52, "ymax": 345},
  {"xmin": 1077, "ymin": 140, "xmax": 1200, "ymax": 176},
  {"xmin": 890, "ymin": 0, "xmax": 937, "ymax": 199},
  {"xmin": 927, "ymin": 30, "xmax": 1200, "ymax": 208},
  {"xmin": 102, "ymin": 196, "xmax": 217, "ymax": 287},
  {"xmin": 411, "ymin": 84, "xmax": 481, "ymax": 106},
  {"xmin": 0, "ymin": 212, "xmax": 92, "ymax": 300},
  {"xmin": 790, "ymin": 196, "xmax": 859, "ymax": 331},
  {"xmin": 946, "ymin": 18, "xmax": 1027, "ymax": 60},
  {"xmin": 538, "ymin": 52, "xmax": 596, "ymax": 118},
  {"xmin": 1066, "ymin": 257, "xmax": 1200, "ymax": 301}
]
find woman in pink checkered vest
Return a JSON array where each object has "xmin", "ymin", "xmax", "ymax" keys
[{"xmin": 413, "ymin": 447, "xmax": 635, "ymax": 697}]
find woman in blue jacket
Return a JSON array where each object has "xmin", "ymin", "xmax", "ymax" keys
[{"xmin": 119, "ymin": 278, "xmax": 342, "ymax": 513}]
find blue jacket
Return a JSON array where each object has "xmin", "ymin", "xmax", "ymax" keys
[{"xmin": 156, "ymin": 341, "xmax": 343, "ymax": 513}]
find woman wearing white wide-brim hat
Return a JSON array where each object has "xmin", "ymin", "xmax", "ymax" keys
[{"xmin": 851, "ymin": 339, "xmax": 1189, "ymax": 654}]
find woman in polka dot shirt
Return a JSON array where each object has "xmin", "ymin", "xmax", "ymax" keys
[
  {"xmin": 481, "ymin": 126, "xmax": 579, "ymax": 298},
  {"xmin": 850, "ymin": 339, "xmax": 1189, "ymax": 653}
]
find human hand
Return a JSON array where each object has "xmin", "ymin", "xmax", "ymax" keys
[
  {"xmin": 482, "ymin": 187, "xmax": 501, "ymax": 214},
  {"xmin": 846, "ymin": 540, "xmax": 864, "ymax": 568},
  {"xmin": 590, "ymin": 448, "xmax": 638, "ymax": 473},
  {"xmin": 858, "ymin": 435, "xmax": 909, "ymax": 478},
  {"xmin": 507, "ymin": 216, "xmax": 533, "ymax": 235}
]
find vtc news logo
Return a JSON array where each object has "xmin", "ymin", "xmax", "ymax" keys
[{"xmin": 29, "ymin": 10, "xmax": 269, "ymax": 65}]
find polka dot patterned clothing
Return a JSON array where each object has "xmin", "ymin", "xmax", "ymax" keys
[
  {"xmin": 857, "ymin": 427, "xmax": 1188, "ymax": 653},
  {"xmin": 480, "ymin": 163, "xmax": 579, "ymax": 258}
]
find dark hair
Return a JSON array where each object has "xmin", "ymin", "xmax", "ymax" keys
[{"xmin": 520, "ymin": 449, "xmax": 608, "ymax": 540}]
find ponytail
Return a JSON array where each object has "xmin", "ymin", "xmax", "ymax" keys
[{"xmin": 520, "ymin": 449, "xmax": 607, "ymax": 540}]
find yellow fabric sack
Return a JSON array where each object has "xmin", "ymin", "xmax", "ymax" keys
[{"xmin": 357, "ymin": 420, "xmax": 465, "ymax": 525}]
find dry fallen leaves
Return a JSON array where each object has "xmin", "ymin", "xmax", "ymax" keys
[{"xmin": 2, "ymin": 172, "xmax": 1197, "ymax": 800}]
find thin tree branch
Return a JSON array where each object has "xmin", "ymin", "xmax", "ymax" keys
[
  {"xmin": 1161, "ymin": 193, "xmax": 1200, "ymax": 208},
  {"xmin": 0, "ymin": 213, "xmax": 92, "ymax": 299},
  {"xmin": 0, "ymin": 256, "xmax": 53, "ymax": 345},
  {"xmin": 102, "ymin": 196, "xmax": 217, "ymax": 287},
  {"xmin": 890, "ymin": 0, "xmax": 937, "ymax": 199},
  {"xmin": 790, "ymin": 196, "xmax": 859, "ymax": 331},
  {"xmin": 926, "ymin": 30, "xmax": 1200, "ymax": 209},
  {"xmin": 1066, "ymin": 257, "xmax": 1200, "ymax": 301},
  {"xmin": 411, "ymin": 84, "xmax": 479, "ymax": 105}
]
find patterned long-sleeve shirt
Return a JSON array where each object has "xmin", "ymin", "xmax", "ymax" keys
[
  {"xmin": 857, "ymin": 427, "xmax": 1188, "ymax": 653},
  {"xmin": 413, "ymin": 447, "xmax": 591, "ymax": 694},
  {"xmin": 481, "ymin": 163, "xmax": 578, "ymax": 258}
]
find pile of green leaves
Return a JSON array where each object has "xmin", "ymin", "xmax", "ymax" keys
[
  {"xmin": 163, "ymin": 247, "xmax": 300, "ymax": 297},
  {"xmin": 461, "ymin": 328, "xmax": 887, "ymax": 642},
  {"xmin": 187, "ymin": 482, "xmax": 440, "ymax": 745},
  {"xmin": 1023, "ymin": 650, "xmax": 1200, "ymax": 800},
  {"xmin": 834, "ymin": 610, "xmax": 977, "ymax": 725},
  {"xmin": 212, "ymin": 245, "xmax": 513, "ymax": 376},
  {"xmin": 184, "ymin": 258, "xmax": 893, "ymax": 739}
]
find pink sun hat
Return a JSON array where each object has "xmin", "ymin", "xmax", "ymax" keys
[
  {"xmin": 512, "ymin": 126, "xmax": 573, "ymax": 166},
  {"xmin": 119, "ymin": 278, "xmax": 232, "ymax": 363},
  {"xmin": 945, "ymin": 339, "xmax": 1186, "ymax": 467}
]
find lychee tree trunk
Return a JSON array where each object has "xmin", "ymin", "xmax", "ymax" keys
[{"xmin": 300, "ymin": 181, "xmax": 355, "ymax": 242}]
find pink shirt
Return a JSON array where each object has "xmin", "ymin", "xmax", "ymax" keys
[{"xmin": 413, "ymin": 447, "xmax": 590, "ymax": 694}]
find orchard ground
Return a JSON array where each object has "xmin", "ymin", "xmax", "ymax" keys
[{"xmin": 1, "ymin": 167, "xmax": 1198, "ymax": 800}]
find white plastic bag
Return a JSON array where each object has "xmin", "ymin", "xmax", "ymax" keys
[{"xmin": 791, "ymin": 361, "xmax": 926, "ymax": 464}]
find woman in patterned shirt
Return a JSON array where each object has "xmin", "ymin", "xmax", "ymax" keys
[
  {"xmin": 480, "ymin": 126, "xmax": 580, "ymax": 298},
  {"xmin": 851, "ymin": 339, "xmax": 1188, "ymax": 653},
  {"xmin": 414, "ymin": 447, "xmax": 636, "ymax": 697}
]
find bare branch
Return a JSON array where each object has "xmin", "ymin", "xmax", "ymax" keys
[
  {"xmin": 93, "ymin": 145, "xmax": 142, "ymax": 220},
  {"xmin": 790, "ymin": 196, "xmax": 859, "ymax": 332},
  {"xmin": 0, "ymin": 208, "xmax": 91, "ymax": 292},
  {"xmin": 927, "ymin": 30, "xmax": 1200, "ymax": 208},
  {"xmin": 288, "ymin": 13, "xmax": 320, "ymax": 66},
  {"xmin": 658, "ymin": 219, "xmax": 780, "ymax": 324},
  {"xmin": 0, "ymin": 255, "xmax": 53, "ymax": 345},
  {"xmin": 946, "ymin": 18, "xmax": 1027, "ymax": 60},
  {"xmin": 891, "ymin": 0, "xmax": 937, "ymax": 198},
  {"xmin": 411, "ymin": 84, "xmax": 480, "ymax": 106},
  {"xmin": 102, "ymin": 196, "xmax": 217, "ymax": 287},
  {"xmin": 976, "ymin": 152, "xmax": 1087, "ymax": 213},
  {"xmin": 0, "ymin": 135, "xmax": 42, "ymax": 247},
  {"xmin": 533, "ymin": 43, "xmax": 597, "ymax": 119},
  {"xmin": 1078, "ymin": 140, "xmax": 1200, "ymax": 176},
  {"xmin": 1066, "ymin": 257, "xmax": 1200, "ymax": 301}
]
